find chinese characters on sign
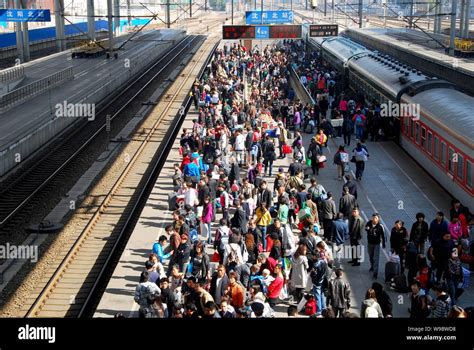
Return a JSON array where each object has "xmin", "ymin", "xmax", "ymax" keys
[
  {"xmin": 0, "ymin": 9, "xmax": 51, "ymax": 22},
  {"xmin": 309, "ymin": 24, "xmax": 338, "ymax": 37},
  {"xmin": 222, "ymin": 26, "xmax": 256, "ymax": 40},
  {"xmin": 246, "ymin": 10, "xmax": 294, "ymax": 25}
]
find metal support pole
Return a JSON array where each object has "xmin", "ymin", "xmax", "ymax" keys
[
  {"xmin": 21, "ymin": 21, "xmax": 30, "ymax": 61},
  {"xmin": 14, "ymin": 0, "xmax": 24, "ymax": 62},
  {"xmin": 331, "ymin": 0, "xmax": 334, "ymax": 22},
  {"xmin": 190, "ymin": 0, "xmax": 192, "ymax": 18},
  {"xmin": 166, "ymin": 0, "xmax": 171, "ymax": 28},
  {"xmin": 107, "ymin": 0, "xmax": 114, "ymax": 57},
  {"xmin": 409, "ymin": 0, "xmax": 414, "ymax": 28},
  {"xmin": 449, "ymin": 0, "xmax": 458, "ymax": 55},
  {"xmin": 87, "ymin": 0, "xmax": 95, "ymax": 40},
  {"xmin": 113, "ymin": 0, "xmax": 120, "ymax": 35},
  {"xmin": 358, "ymin": 0, "xmax": 363, "ymax": 28},
  {"xmin": 306, "ymin": 0, "xmax": 308, "ymax": 10},
  {"xmin": 127, "ymin": 0, "xmax": 131, "ymax": 26},
  {"xmin": 324, "ymin": 0, "xmax": 327, "ymax": 16},
  {"xmin": 205, "ymin": 0, "xmax": 207, "ymax": 12},
  {"xmin": 463, "ymin": 0, "xmax": 470, "ymax": 37},
  {"xmin": 231, "ymin": 0, "xmax": 234, "ymax": 24},
  {"xmin": 460, "ymin": 0, "xmax": 465, "ymax": 36},
  {"xmin": 54, "ymin": 0, "xmax": 65, "ymax": 52}
]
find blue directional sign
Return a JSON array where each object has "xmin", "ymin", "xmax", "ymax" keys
[
  {"xmin": 246, "ymin": 10, "xmax": 294, "ymax": 25},
  {"xmin": 0, "ymin": 9, "xmax": 51, "ymax": 22},
  {"xmin": 255, "ymin": 26, "xmax": 269, "ymax": 39}
]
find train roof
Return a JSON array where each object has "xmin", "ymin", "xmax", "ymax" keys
[
  {"xmin": 407, "ymin": 88, "xmax": 474, "ymax": 146},
  {"xmin": 321, "ymin": 37, "xmax": 369, "ymax": 63},
  {"xmin": 349, "ymin": 53, "xmax": 428, "ymax": 98}
]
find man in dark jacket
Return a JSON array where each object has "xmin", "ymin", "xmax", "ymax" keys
[
  {"xmin": 339, "ymin": 186, "xmax": 358, "ymax": 220},
  {"xmin": 209, "ymin": 264, "xmax": 229, "ymax": 306},
  {"xmin": 256, "ymin": 181, "xmax": 273, "ymax": 209},
  {"xmin": 310, "ymin": 251, "xmax": 328, "ymax": 316},
  {"xmin": 429, "ymin": 211, "xmax": 449, "ymax": 244},
  {"xmin": 197, "ymin": 178, "xmax": 211, "ymax": 206},
  {"xmin": 365, "ymin": 213, "xmax": 386, "ymax": 279},
  {"xmin": 320, "ymin": 192, "xmax": 337, "ymax": 241},
  {"xmin": 349, "ymin": 207, "xmax": 365, "ymax": 266},
  {"xmin": 343, "ymin": 174, "xmax": 358, "ymax": 199},
  {"xmin": 409, "ymin": 212, "xmax": 429, "ymax": 253},
  {"xmin": 342, "ymin": 117, "xmax": 353, "ymax": 147},
  {"xmin": 332, "ymin": 213, "xmax": 349, "ymax": 246},
  {"xmin": 327, "ymin": 268, "xmax": 351, "ymax": 317},
  {"xmin": 428, "ymin": 232, "xmax": 455, "ymax": 281},
  {"xmin": 409, "ymin": 280, "xmax": 430, "ymax": 319},
  {"xmin": 231, "ymin": 199, "xmax": 248, "ymax": 235},
  {"xmin": 175, "ymin": 233, "xmax": 192, "ymax": 274},
  {"xmin": 372, "ymin": 282, "xmax": 393, "ymax": 317}
]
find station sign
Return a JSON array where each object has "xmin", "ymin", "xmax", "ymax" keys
[
  {"xmin": 0, "ymin": 9, "xmax": 51, "ymax": 22},
  {"xmin": 309, "ymin": 24, "xmax": 338, "ymax": 37},
  {"xmin": 246, "ymin": 10, "xmax": 294, "ymax": 25},
  {"xmin": 223, "ymin": 25, "xmax": 302, "ymax": 40}
]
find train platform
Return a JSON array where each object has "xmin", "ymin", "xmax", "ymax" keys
[
  {"xmin": 0, "ymin": 29, "xmax": 186, "ymax": 177},
  {"xmin": 95, "ymin": 114, "xmax": 472, "ymax": 318}
]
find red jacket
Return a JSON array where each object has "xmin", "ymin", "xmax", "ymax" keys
[{"xmin": 267, "ymin": 276, "xmax": 284, "ymax": 299}]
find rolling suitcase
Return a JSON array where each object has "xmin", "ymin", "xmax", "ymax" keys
[{"xmin": 385, "ymin": 261, "xmax": 400, "ymax": 283}]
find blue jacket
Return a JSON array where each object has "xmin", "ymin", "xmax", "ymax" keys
[
  {"xmin": 184, "ymin": 162, "xmax": 200, "ymax": 180},
  {"xmin": 191, "ymin": 152, "xmax": 203, "ymax": 171},
  {"xmin": 332, "ymin": 219, "xmax": 349, "ymax": 245},
  {"xmin": 152, "ymin": 243, "xmax": 172, "ymax": 263}
]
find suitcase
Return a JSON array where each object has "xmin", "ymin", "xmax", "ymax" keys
[
  {"xmin": 391, "ymin": 274, "xmax": 408, "ymax": 292},
  {"xmin": 385, "ymin": 261, "xmax": 400, "ymax": 282}
]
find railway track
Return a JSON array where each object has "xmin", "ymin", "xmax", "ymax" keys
[
  {"xmin": 0, "ymin": 35, "xmax": 199, "ymax": 235},
  {"xmin": 24, "ymin": 32, "xmax": 220, "ymax": 318}
]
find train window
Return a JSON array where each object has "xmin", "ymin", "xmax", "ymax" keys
[
  {"xmin": 427, "ymin": 131, "xmax": 432, "ymax": 154},
  {"xmin": 467, "ymin": 161, "xmax": 472, "ymax": 188},
  {"xmin": 404, "ymin": 118, "xmax": 409, "ymax": 135},
  {"xmin": 441, "ymin": 142, "xmax": 447, "ymax": 166},
  {"xmin": 457, "ymin": 154, "xmax": 464, "ymax": 180},
  {"xmin": 421, "ymin": 127, "xmax": 426, "ymax": 148},
  {"xmin": 434, "ymin": 136, "xmax": 439, "ymax": 160},
  {"xmin": 410, "ymin": 119, "xmax": 414, "ymax": 138},
  {"xmin": 415, "ymin": 123, "xmax": 420, "ymax": 144},
  {"xmin": 448, "ymin": 148, "xmax": 455, "ymax": 173}
]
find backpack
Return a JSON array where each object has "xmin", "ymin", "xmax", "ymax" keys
[
  {"xmin": 355, "ymin": 115, "xmax": 364, "ymax": 127},
  {"xmin": 189, "ymin": 229, "xmax": 198, "ymax": 243},
  {"xmin": 417, "ymin": 267, "xmax": 431, "ymax": 290},
  {"xmin": 305, "ymin": 298, "xmax": 317, "ymax": 316},
  {"xmin": 227, "ymin": 245, "xmax": 239, "ymax": 264},
  {"xmin": 365, "ymin": 304, "xmax": 379, "ymax": 318},
  {"xmin": 217, "ymin": 227, "xmax": 230, "ymax": 250}
]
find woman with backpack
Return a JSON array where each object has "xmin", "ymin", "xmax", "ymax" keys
[
  {"xmin": 352, "ymin": 143, "xmax": 368, "ymax": 180},
  {"xmin": 360, "ymin": 288, "xmax": 384, "ymax": 318}
]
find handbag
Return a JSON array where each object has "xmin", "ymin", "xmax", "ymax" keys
[
  {"xmin": 306, "ymin": 158, "xmax": 312, "ymax": 166},
  {"xmin": 211, "ymin": 251, "xmax": 220, "ymax": 263},
  {"xmin": 317, "ymin": 155, "xmax": 327, "ymax": 163}
]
